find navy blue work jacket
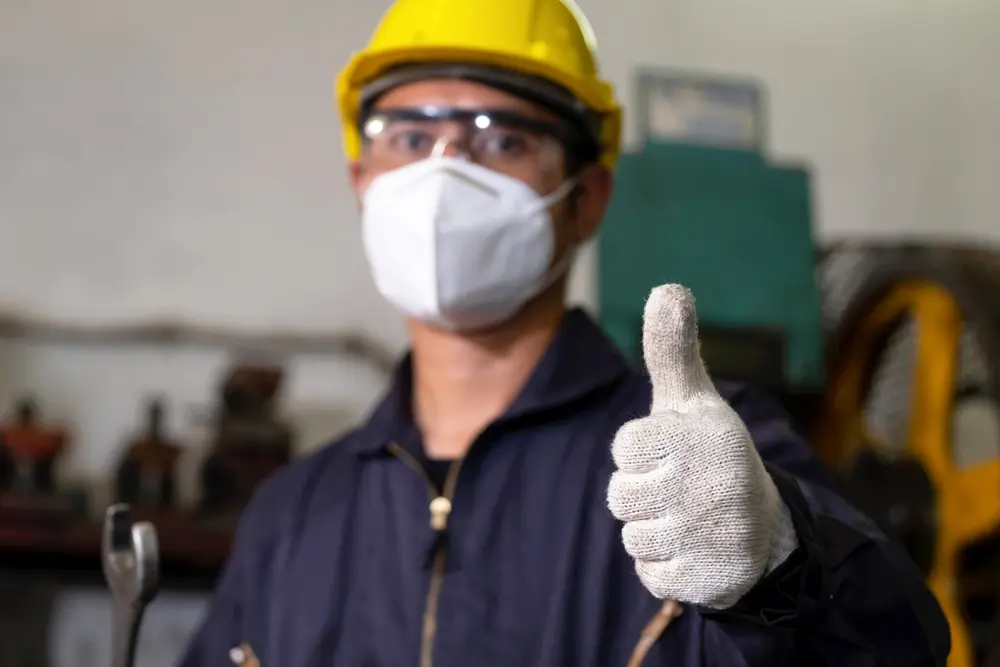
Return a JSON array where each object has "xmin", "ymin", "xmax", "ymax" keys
[{"xmin": 179, "ymin": 309, "xmax": 949, "ymax": 667}]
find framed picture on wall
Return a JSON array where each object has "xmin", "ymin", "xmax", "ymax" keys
[{"xmin": 634, "ymin": 69, "xmax": 767, "ymax": 151}]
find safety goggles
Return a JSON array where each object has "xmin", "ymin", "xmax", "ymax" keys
[{"xmin": 359, "ymin": 107, "xmax": 577, "ymax": 177}]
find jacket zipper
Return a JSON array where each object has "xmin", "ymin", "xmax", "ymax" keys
[
  {"xmin": 387, "ymin": 443, "xmax": 463, "ymax": 667},
  {"xmin": 387, "ymin": 444, "xmax": 679, "ymax": 667}
]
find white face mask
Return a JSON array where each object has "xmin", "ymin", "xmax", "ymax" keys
[{"xmin": 361, "ymin": 157, "xmax": 576, "ymax": 331}]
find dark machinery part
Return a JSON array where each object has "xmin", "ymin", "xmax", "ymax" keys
[
  {"xmin": 838, "ymin": 449, "xmax": 938, "ymax": 577},
  {"xmin": 115, "ymin": 398, "xmax": 182, "ymax": 510},
  {"xmin": 0, "ymin": 397, "xmax": 67, "ymax": 497},
  {"xmin": 815, "ymin": 244, "xmax": 1000, "ymax": 667},
  {"xmin": 199, "ymin": 364, "xmax": 293, "ymax": 521}
]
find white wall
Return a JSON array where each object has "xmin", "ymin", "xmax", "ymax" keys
[
  {"xmin": 0, "ymin": 0, "xmax": 997, "ymax": 503},
  {"xmin": 592, "ymin": 0, "xmax": 1000, "ymax": 242}
]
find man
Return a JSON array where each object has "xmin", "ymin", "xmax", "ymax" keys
[{"xmin": 180, "ymin": 0, "xmax": 950, "ymax": 665}]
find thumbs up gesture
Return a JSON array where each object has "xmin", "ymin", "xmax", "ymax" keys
[{"xmin": 607, "ymin": 285, "xmax": 798, "ymax": 609}]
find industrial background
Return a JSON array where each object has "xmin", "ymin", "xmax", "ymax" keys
[{"xmin": 1, "ymin": 0, "xmax": 998, "ymax": 665}]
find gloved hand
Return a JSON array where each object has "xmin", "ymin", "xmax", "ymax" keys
[{"xmin": 606, "ymin": 285, "xmax": 798, "ymax": 610}]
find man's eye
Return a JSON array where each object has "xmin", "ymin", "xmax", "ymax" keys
[
  {"xmin": 480, "ymin": 131, "xmax": 530, "ymax": 156},
  {"xmin": 391, "ymin": 131, "xmax": 435, "ymax": 153}
]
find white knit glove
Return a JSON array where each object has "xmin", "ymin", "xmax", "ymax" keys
[{"xmin": 607, "ymin": 285, "xmax": 799, "ymax": 610}]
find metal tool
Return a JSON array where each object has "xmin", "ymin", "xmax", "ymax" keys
[{"xmin": 102, "ymin": 504, "xmax": 161, "ymax": 667}]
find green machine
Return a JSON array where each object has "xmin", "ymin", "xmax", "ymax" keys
[{"xmin": 598, "ymin": 71, "xmax": 825, "ymax": 391}]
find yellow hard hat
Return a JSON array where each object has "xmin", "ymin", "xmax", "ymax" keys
[{"xmin": 336, "ymin": 0, "xmax": 622, "ymax": 168}]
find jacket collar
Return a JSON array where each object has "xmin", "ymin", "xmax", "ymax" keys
[{"xmin": 349, "ymin": 307, "xmax": 634, "ymax": 456}]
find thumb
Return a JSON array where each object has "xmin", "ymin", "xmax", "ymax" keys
[{"xmin": 643, "ymin": 284, "xmax": 716, "ymax": 412}]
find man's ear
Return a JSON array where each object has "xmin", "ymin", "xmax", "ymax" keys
[
  {"xmin": 571, "ymin": 164, "xmax": 614, "ymax": 243},
  {"xmin": 348, "ymin": 159, "xmax": 367, "ymax": 208}
]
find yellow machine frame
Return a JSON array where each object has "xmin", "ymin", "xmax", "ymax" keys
[{"xmin": 815, "ymin": 281, "xmax": 1000, "ymax": 667}]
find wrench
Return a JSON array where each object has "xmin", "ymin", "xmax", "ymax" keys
[{"xmin": 102, "ymin": 504, "xmax": 160, "ymax": 667}]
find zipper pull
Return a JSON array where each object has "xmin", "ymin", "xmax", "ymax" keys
[
  {"xmin": 429, "ymin": 495, "xmax": 452, "ymax": 532},
  {"xmin": 229, "ymin": 643, "xmax": 260, "ymax": 667}
]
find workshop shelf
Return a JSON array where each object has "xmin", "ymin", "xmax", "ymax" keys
[{"xmin": 0, "ymin": 505, "xmax": 232, "ymax": 588}]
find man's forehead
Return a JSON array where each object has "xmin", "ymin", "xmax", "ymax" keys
[{"xmin": 372, "ymin": 78, "xmax": 557, "ymax": 120}]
